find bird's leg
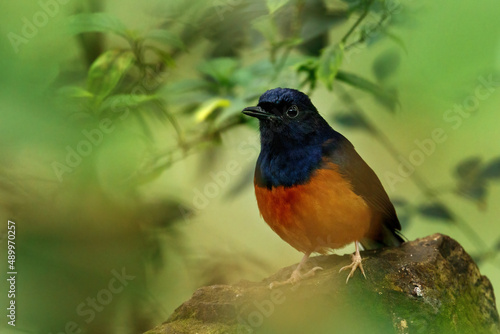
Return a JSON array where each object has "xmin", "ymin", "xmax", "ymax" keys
[
  {"xmin": 269, "ymin": 252, "xmax": 323, "ymax": 289},
  {"xmin": 339, "ymin": 241, "xmax": 366, "ymax": 283}
]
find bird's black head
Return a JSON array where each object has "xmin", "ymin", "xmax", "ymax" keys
[{"xmin": 242, "ymin": 88, "xmax": 333, "ymax": 147}]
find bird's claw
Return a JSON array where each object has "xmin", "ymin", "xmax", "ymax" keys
[
  {"xmin": 269, "ymin": 266, "xmax": 323, "ymax": 289},
  {"xmin": 339, "ymin": 252, "xmax": 366, "ymax": 284}
]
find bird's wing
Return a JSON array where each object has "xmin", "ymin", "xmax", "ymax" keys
[{"xmin": 322, "ymin": 137, "xmax": 401, "ymax": 232}]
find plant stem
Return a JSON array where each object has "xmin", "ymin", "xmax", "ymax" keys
[
  {"xmin": 341, "ymin": 0, "xmax": 375, "ymax": 44},
  {"xmin": 154, "ymin": 100, "xmax": 185, "ymax": 147}
]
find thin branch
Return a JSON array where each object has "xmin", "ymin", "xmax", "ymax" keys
[
  {"xmin": 341, "ymin": 0, "xmax": 376, "ymax": 45},
  {"xmin": 139, "ymin": 115, "xmax": 245, "ymax": 180},
  {"xmin": 270, "ymin": 0, "xmax": 304, "ymax": 83},
  {"xmin": 154, "ymin": 100, "xmax": 185, "ymax": 147}
]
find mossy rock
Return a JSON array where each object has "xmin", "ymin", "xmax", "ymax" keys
[{"xmin": 145, "ymin": 234, "xmax": 499, "ymax": 334}]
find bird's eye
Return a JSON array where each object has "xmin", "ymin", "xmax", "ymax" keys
[{"xmin": 286, "ymin": 105, "xmax": 299, "ymax": 118}]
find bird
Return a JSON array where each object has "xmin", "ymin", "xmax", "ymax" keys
[{"xmin": 242, "ymin": 88, "xmax": 404, "ymax": 288}]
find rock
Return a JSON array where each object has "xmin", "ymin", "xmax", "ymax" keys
[{"xmin": 144, "ymin": 234, "xmax": 499, "ymax": 334}]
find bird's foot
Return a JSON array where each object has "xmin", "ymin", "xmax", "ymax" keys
[
  {"xmin": 339, "ymin": 251, "xmax": 366, "ymax": 283},
  {"xmin": 269, "ymin": 266, "xmax": 323, "ymax": 289}
]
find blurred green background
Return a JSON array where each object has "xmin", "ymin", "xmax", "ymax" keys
[{"xmin": 1, "ymin": 0, "xmax": 500, "ymax": 333}]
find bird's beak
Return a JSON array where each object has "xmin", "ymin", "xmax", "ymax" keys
[{"xmin": 242, "ymin": 106, "xmax": 276, "ymax": 120}]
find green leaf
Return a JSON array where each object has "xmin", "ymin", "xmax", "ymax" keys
[
  {"xmin": 418, "ymin": 203, "xmax": 454, "ymax": 222},
  {"xmin": 398, "ymin": 214, "xmax": 412, "ymax": 229},
  {"xmin": 341, "ymin": 0, "xmax": 367, "ymax": 13},
  {"xmin": 266, "ymin": 0, "xmax": 290, "ymax": 14},
  {"xmin": 391, "ymin": 198, "xmax": 408, "ymax": 207},
  {"xmin": 336, "ymin": 70, "xmax": 399, "ymax": 111},
  {"xmin": 252, "ymin": 15, "xmax": 279, "ymax": 45},
  {"xmin": 317, "ymin": 43, "xmax": 344, "ymax": 90},
  {"xmin": 194, "ymin": 98, "xmax": 231, "ymax": 123},
  {"xmin": 87, "ymin": 50, "xmax": 135, "ymax": 104},
  {"xmin": 215, "ymin": 101, "xmax": 247, "ymax": 126},
  {"xmin": 374, "ymin": 86, "xmax": 398, "ymax": 111},
  {"xmin": 295, "ymin": 57, "xmax": 318, "ymax": 89},
  {"xmin": 98, "ymin": 94, "xmax": 158, "ymax": 114},
  {"xmin": 334, "ymin": 113, "xmax": 370, "ymax": 130},
  {"xmin": 145, "ymin": 29, "xmax": 185, "ymax": 50},
  {"xmin": 57, "ymin": 86, "xmax": 94, "ymax": 99},
  {"xmin": 198, "ymin": 58, "xmax": 239, "ymax": 86},
  {"xmin": 454, "ymin": 156, "xmax": 482, "ymax": 179},
  {"xmin": 372, "ymin": 49, "xmax": 401, "ymax": 82},
  {"xmin": 480, "ymin": 157, "xmax": 500, "ymax": 180},
  {"xmin": 66, "ymin": 13, "xmax": 128, "ymax": 38},
  {"xmin": 146, "ymin": 46, "xmax": 176, "ymax": 67},
  {"xmin": 495, "ymin": 237, "xmax": 500, "ymax": 251},
  {"xmin": 456, "ymin": 182, "xmax": 487, "ymax": 202}
]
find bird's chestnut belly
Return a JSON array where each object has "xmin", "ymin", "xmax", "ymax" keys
[{"xmin": 254, "ymin": 165, "xmax": 372, "ymax": 253}]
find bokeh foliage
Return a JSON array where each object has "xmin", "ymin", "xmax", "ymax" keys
[{"xmin": 1, "ymin": 0, "xmax": 500, "ymax": 333}]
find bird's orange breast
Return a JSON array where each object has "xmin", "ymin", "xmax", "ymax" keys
[{"xmin": 254, "ymin": 162, "xmax": 372, "ymax": 254}]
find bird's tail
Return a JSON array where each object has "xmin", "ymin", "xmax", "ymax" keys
[{"xmin": 360, "ymin": 225, "xmax": 405, "ymax": 250}]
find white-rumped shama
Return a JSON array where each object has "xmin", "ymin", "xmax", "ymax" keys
[{"xmin": 242, "ymin": 88, "xmax": 404, "ymax": 288}]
